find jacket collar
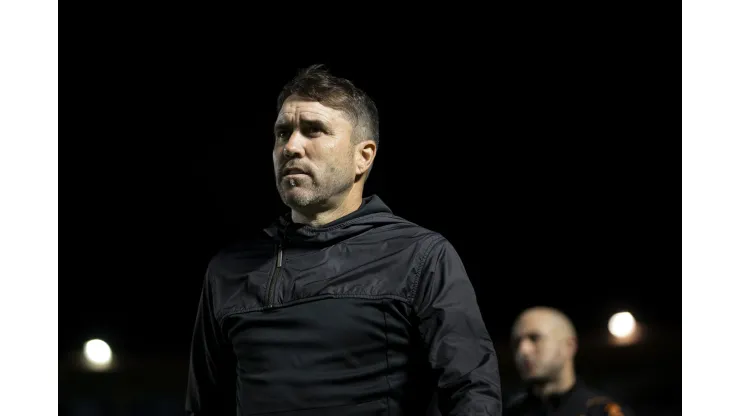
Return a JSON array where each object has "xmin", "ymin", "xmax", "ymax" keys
[{"xmin": 263, "ymin": 195, "xmax": 398, "ymax": 245}]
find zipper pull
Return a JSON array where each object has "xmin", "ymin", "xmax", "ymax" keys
[{"xmin": 277, "ymin": 245, "xmax": 283, "ymax": 268}]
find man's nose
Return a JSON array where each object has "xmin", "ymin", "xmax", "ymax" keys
[
  {"xmin": 283, "ymin": 131, "xmax": 306, "ymax": 158},
  {"xmin": 517, "ymin": 339, "xmax": 535, "ymax": 357}
]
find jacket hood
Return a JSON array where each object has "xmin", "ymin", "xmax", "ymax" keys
[{"xmin": 263, "ymin": 195, "xmax": 404, "ymax": 245}]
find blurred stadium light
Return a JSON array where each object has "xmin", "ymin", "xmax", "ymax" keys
[
  {"xmin": 83, "ymin": 339, "xmax": 113, "ymax": 371},
  {"xmin": 608, "ymin": 312, "xmax": 643, "ymax": 346},
  {"xmin": 608, "ymin": 312, "xmax": 636, "ymax": 338}
]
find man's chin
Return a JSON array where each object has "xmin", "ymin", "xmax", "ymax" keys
[
  {"xmin": 522, "ymin": 374, "xmax": 550, "ymax": 386},
  {"xmin": 281, "ymin": 188, "xmax": 319, "ymax": 208}
]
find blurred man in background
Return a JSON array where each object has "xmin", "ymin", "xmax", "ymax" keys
[
  {"xmin": 506, "ymin": 307, "xmax": 633, "ymax": 416},
  {"xmin": 185, "ymin": 65, "xmax": 501, "ymax": 415}
]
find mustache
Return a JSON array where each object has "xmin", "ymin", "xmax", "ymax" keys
[{"xmin": 280, "ymin": 163, "xmax": 312, "ymax": 177}]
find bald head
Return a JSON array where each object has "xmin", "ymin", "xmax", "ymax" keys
[
  {"xmin": 514, "ymin": 307, "xmax": 577, "ymax": 340},
  {"xmin": 511, "ymin": 307, "xmax": 578, "ymax": 384}
]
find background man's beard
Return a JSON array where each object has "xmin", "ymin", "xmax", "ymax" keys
[
  {"xmin": 523, "ymin": 375, "xmax": 554, "ymax": 386},
  {"xmin": 521, "ymin": 361, "xmax": 564, "ymax": 386}
]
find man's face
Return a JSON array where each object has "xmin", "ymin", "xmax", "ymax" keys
[
  {"xmin": 511, "ymin": 311, "xmax": 569, "ymax": 383},
  {"xmin": 272, "ymin": 96, "xmax": 356, "ymax": 210}
]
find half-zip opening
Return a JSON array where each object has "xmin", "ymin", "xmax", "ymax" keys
[{"xmin": 266, "ymin": 244, "xmax": 283, "ymax": 307}]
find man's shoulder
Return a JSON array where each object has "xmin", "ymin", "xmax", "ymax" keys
[
  {"xmin": 577, "ymin": 384, "xmax": 633, "ymax": 416},
  {"xmin": 349, "ymin": 212, "xmax": 450, "ymax": 255},
  {"xmin": 584, "ymin": 398, "xmax": 633, "ymax": 416},
  {"xmin": 372, "ymin": 213, "xmax": 440, "ymax": 237},
  {"xmin": 504, "ymin": 391, "xmax": 530, "ymax": 410},
  {"xmin": 388, "ymin": 213, "xmax": 456, "ymax": 241}
]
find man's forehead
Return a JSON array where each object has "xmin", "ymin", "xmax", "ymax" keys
[
  {"xmin": 513, "ymin": 312, "xmax": 552, "ymax": 335},
  {"xmin": 277, "ymin": 97, "xmax": 342, "ymax": 122}
]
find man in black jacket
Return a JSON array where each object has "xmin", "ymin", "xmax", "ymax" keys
[{"xmin": 185, "ymin": 65, "xmax": 502, "ymax": 415}]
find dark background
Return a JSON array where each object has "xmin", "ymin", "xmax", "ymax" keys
[{"xmin": 60, "ymin": 39, "xmax": 676, "ymax": 415}]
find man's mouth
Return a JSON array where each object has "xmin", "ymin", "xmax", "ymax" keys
[{"xmin": 282, "ymin": 167, "xmax": 308, "ymax": 177}]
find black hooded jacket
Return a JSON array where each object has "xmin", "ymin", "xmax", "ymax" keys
[{"xmin": 186, "ymin": 195, "xmax": 502, "ymax": 415}]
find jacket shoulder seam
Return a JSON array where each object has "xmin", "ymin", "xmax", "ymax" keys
[{"xmin": 408, "ymin": 235, "xmax": 447, "ymax": 309}]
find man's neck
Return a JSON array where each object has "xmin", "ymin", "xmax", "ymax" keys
[
  {"xmin": 531, "ymin": 366, "xmax": 576, "ymax": 398},
  {"xmin": 291, "ymin": 190, "xmax": 363, "ymax": 227}
]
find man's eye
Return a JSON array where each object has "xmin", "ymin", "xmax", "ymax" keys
[{"xmin": 304, "ymin": 126, "xmax": 323, "ymax": 136}]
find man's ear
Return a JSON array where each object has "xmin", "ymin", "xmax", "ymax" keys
[
  {"xmin": 355, "ymin": 140, "xmax": 377, "ymax": 176},
  {"xmin": 566, "ymin": 336, "xmax": 578, "ymax": 358}
]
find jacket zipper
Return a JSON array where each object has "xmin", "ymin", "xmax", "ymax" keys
[{"xmin": 267, "ymin": 244, "xmax": 283, "ymax": 307}]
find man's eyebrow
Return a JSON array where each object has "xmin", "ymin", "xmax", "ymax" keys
[
  {"xmin": 301, "ymin": 118, "xmax": 329, "ymax": 128},
  {"xmin": 274, "ymin": 115, "xmax": 297, "ymax": 132},
  {"xmin": 274, "ymin": 115, "xmax": 334, "ymax": 134},
  {"xmin": 302, "ymin": 118, "xmax": 335, "ymax": 134}
]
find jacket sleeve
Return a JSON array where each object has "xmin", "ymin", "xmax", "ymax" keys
[
  {"xmin": 413, "ymin": 238, "xmax": 502, "ymax": 416},
  {"xmin": 185, "ymin": 268, "xmax": 236, "ymax": 415}
]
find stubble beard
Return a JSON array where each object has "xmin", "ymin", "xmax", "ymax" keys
[
  {"xmin": 277, "ymin": 163, "xmax": 354, "ymax": 210},
  {"xmin": 522, "ymin": 360, "xmax": 564, "ymax": 387}
]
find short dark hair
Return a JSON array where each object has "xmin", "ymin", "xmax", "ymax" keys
[{"xmin": 277, "ymin": 64, "xmax": 379, "ymax": 147}]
